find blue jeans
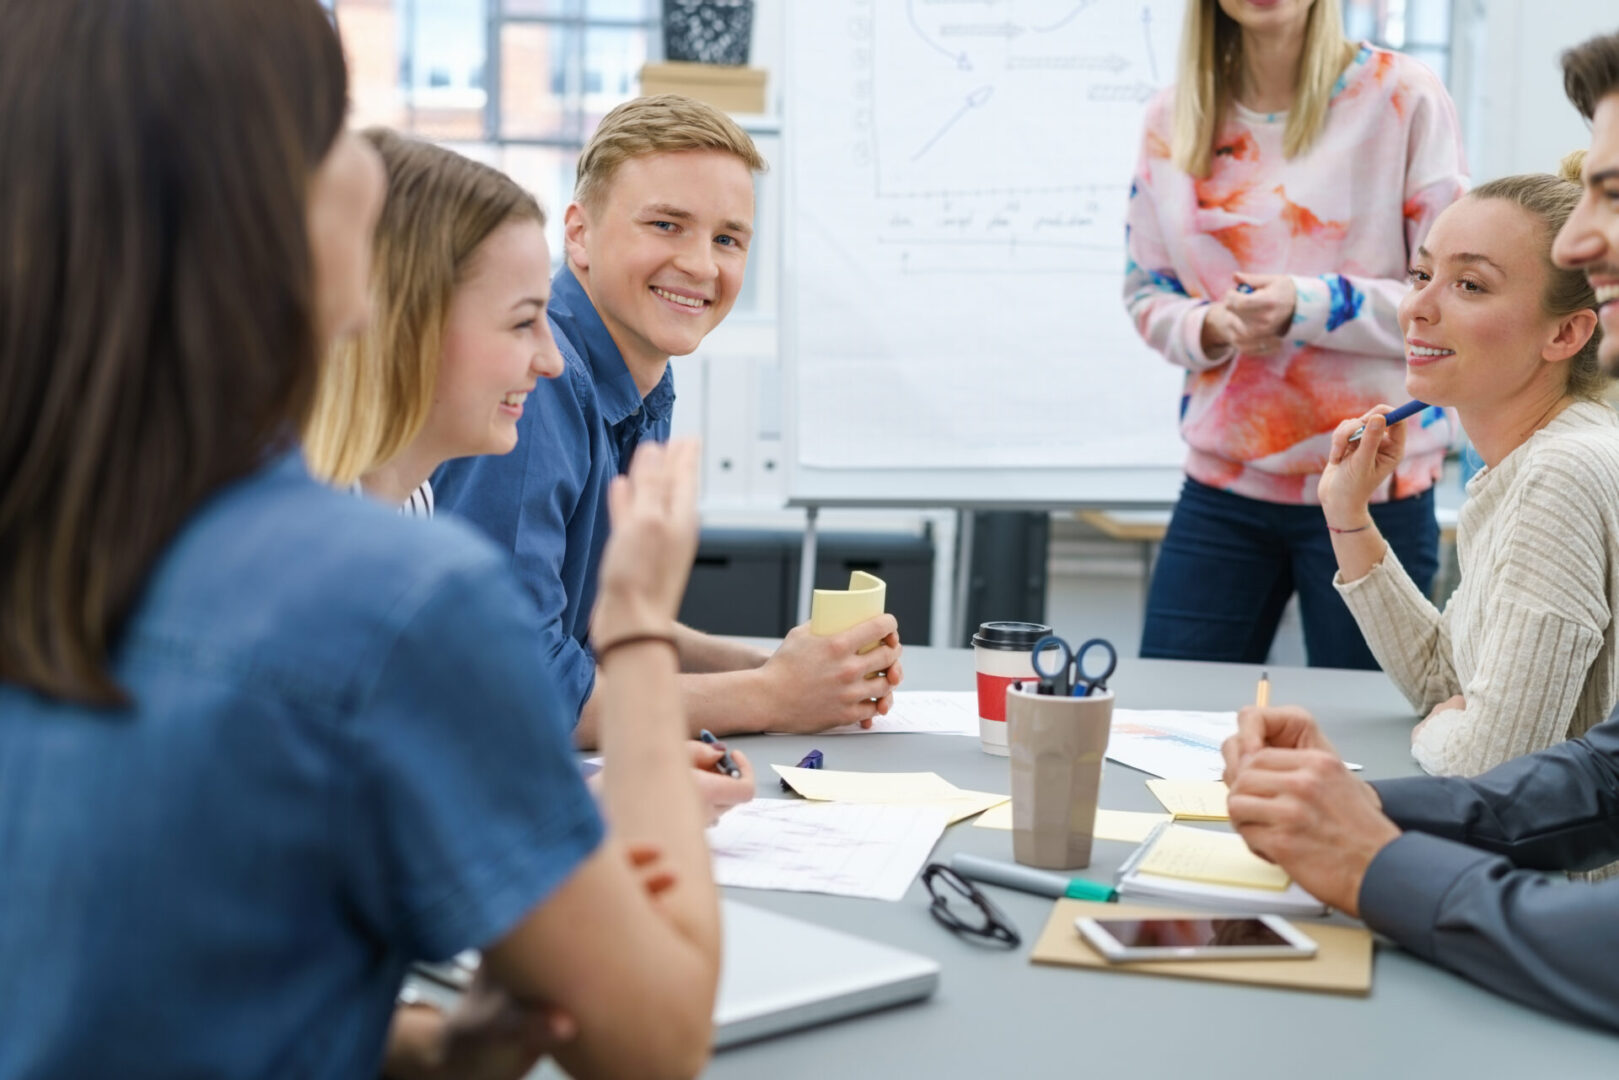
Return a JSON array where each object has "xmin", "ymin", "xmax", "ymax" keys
[{"xmin": 1140, "ymin": 477, "xmax": 1439, "ymax": 670}]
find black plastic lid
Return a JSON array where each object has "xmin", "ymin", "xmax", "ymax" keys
[{"xmin": 970, "ymin": 621, "xmax": 1053, "ymax": 650}]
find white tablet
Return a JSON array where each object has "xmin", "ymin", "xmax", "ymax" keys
[{"xmin": 1075, "ymin": 915, "xmax": 1318, "ymax": 962}]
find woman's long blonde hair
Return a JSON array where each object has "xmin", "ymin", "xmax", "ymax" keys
[
  {"xmin": 1171, "ymin": 0, "xmax": 1356, "ymax": 178},
  {"xmin": 304, "ymin": 129, "xmax": 544, "ymax": 486}
]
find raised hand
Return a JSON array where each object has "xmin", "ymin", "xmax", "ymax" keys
[{"xmin": 591, "ymin": 439, "xmax": 701, "ymax": 647}]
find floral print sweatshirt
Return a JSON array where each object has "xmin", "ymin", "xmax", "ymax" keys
[{"xmin": 1125, "ymin": 44, "xmax": 1467, "ymax": 504}]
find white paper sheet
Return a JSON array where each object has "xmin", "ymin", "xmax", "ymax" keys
[
  {"xmin": 816, "ymin": 691, "xmax": 982, "ymax": 736},
  {"xmin": 1106, "ymin": 709, "xmax": 1241, "ymax": 780},
  {"xmin": 707, "ymin": 800, "xmax": 949, "ymax": 902},
  {"xmin": 1108, "ymin": 709, "xmax": 1361, "ymax": 779}
]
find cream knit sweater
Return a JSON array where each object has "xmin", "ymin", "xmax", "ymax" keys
[{"xmin": 1337, "ymin": 400, "xmax": 1619, "ymax": 778}]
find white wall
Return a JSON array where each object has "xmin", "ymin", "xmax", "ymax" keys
[{"xmin": 1452, "ymin": 0, "xmax": 1618, "ymax": 182}]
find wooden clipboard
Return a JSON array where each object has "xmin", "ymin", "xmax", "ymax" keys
[{"xmin": 1030, "ymin": 900, "xmax": 1373, "ymax": 996}]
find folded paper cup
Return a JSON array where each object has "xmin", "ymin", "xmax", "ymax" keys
[{"xmin": 972, "ymin": 621, "xmax": 1052, "ymax": 756}]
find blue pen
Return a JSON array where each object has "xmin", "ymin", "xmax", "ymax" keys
[
  {"xmin": 698, "ymin": 729, "xmax": 742, "ymax": 779},
  {"xmin": 1234, "ymin": 281, "xmax": 1256, "ymax": 294},
  {"xmin": 1347, "ymin": 399, "xmax": 1428, "ymax": 445},
  {"xmin": 781, "ymin": 749, "xmax": 823, "ymax": 792}
]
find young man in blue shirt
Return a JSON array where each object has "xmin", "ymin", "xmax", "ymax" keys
[{"xmin": 436, "ymin": 96, "xmax": 905, "ymax": 746}]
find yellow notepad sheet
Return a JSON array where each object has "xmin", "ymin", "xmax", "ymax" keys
[
  {"xmin": 1135, "ymin": 824, "xmax": 1290, "ymax": 891},
  {"xmin": 1146, "ymin": 779, "xmax": 1231, "ymax": 821},
  {"xmin": 809, "ymin": 571, "xmax": 887, "ymax": 638},
  {"xmin": 973, "ymin": 804, "xmax": 1170, "ymax": 843},
  {"xmin": 771, "ymin": 765, "xmax": 1008, "ymax": 825}
]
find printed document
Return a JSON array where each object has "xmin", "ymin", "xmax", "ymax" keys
[{"xmin": 708, "ymin": 800, "xmax": 949, "ymax": 901}]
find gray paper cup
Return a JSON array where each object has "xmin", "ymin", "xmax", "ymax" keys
[{"xmin": 1007, "ymin": 683, "xmax": 1112, "ymax": 870}]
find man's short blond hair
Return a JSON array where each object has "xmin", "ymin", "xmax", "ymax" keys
[{"xmin": 574, "ymin": 93, "xmax": 766, "ymax": 210}]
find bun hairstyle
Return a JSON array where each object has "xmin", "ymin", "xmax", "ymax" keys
[
  {"xmin": 1559, "ymin": 149, "xmax": 1588, "ymax": 185},
  {"xmin": 1469, "ymin": 156, "xmax": 1605, "ymax": 400}
]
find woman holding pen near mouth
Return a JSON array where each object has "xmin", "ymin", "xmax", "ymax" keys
[
  {"xmin": 1322, "ymin": 163, "xmax": 1619, "ymax": 800},
  {"xmin": 1125, "ymin": 0, "xmax": 1466, "ymax": 669}
]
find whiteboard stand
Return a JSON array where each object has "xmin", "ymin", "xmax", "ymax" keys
[
  {"xmin": 794, "ymin": 506, "xmax": 819, "ymax": 626},
  {"xmin": 951, "ymin": 510, "xmax": 975, "ymax": 648}
]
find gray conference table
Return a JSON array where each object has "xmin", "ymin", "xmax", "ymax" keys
[{"xmin": 695, "ymin": 646, "xmax": 1617, "ymax": 1079}]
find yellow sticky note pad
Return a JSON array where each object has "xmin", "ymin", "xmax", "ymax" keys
[
  {"xmin": 810, "ymin": 571, "xmax": 887, "ymax": 642},
  {"xmin": 771, "ymin": 765, "xmax": 1008, "ymax": 825},
  {"xmin": 971, "ymin": 802, "xmax": 1014, "ymax": 830},
  {"xmin": 973, "ymin": 805, "xmax": 1170, "ymax": 843},
  {"xmin": 1146, "ymin": 779, "xmax": 1231, "ymax": 821},
  {"xmin": 772, "ymin": 765, "xmax": 959, "ymax": 803},
  {"xmin": 1135, "ymin": 824, "xmax": 1290, "ymax": 891}
]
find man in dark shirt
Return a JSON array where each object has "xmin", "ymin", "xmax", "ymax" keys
[{"xmin": 1222, "ymin": 29, "xmax": 1619, "ymax": 1033}]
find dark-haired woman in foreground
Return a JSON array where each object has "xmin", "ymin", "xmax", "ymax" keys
[{"xmin": 0, "ymin": 2, "xmax": 719, "ymax": 1078}]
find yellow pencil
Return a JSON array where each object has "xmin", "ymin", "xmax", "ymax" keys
[{"xmin": 1255, "ymin": 670, "xmax": 1271, "ymax": 709}]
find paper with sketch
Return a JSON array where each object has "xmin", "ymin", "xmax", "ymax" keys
[
  {"xmin": 1107, "ymin": 709, "xmax": 1242, "ymax": 780},
  {"xmin": 1135, "ymin": 824, "xmax": 1290, "ymax": 891},
  {"xmin": 973, "ymin": 804, "xmax": 1170, "ymax": 842},
  {"xmin": 817, "ymin": 691, "xmax": 982, "ymax": 736},
  {"xmin": 1146, "ymin": 779, "xmax": 1231, "ymax": 820},
  {"xmin": 708, "ymin": 800, "xmax": 948, "ymax": 901},
  {"xmin": 809, "ymin": 570, "xmax": 886, "ymax": 638},
  {"xmin": 772, "ymin": 765, "xmax": 1009, "ymax": 824},
  {"xmin": 1107, "ymin": 709, "xmax": 1362, "ymax": 780}
]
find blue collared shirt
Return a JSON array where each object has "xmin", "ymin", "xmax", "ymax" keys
[
  {"xmin": 434, "ymin": 264, "xmax": 675, "ymax": 722},
  {"xmin": 0, "ymin": 454, "xmax": 602, "ymax": 1079}
]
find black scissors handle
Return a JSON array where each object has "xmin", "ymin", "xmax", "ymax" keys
[
  {"xmin": 1029, "ymin": 635, "xmax": 1075, "ymax": 696},
  {"xmin": 1071, "ymin": 638, "xmax": 1118, "ymax": 696}
]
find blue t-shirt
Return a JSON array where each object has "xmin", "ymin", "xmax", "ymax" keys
[
  {"xmin": 434, "ymin": 264, "xmax": 675, "ymax": 723},
  {"xmin": 0, "ymin": 454, "xmax": 603, "ymax": 1080}
]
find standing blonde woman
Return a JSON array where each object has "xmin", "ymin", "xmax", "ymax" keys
[{"xmin": 1125, "ymin": 0, "xmax": 1467, "ymax": 669}]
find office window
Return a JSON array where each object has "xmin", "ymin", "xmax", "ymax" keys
[
  {"xmin": 328, "ymin": 0, "xmax": 657, "ymax": 248},
  {"xmin": 1344, "ymin": 0, "xmax": 1452, "ymax": 83}
]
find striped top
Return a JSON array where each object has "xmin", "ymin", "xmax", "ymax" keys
[
  {"xmin": 1338, "ymin": 401, "xmax": 1619, "ymax": 780},
  {"xmin": 350, "ymin": 480, "xmax": 434, "ymax": 518},
  {"xmin": 400, "ymin": 480, "xmax": 434, "ymax": 519},
  {"xmin": 1125, "ymin": 44, "xmax": 1468, "ymax": 504}
]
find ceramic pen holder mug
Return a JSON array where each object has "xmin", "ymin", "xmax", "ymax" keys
[{"xmin": 1006, "ymin": 682, "xmax": 1112, "ymax": 870}]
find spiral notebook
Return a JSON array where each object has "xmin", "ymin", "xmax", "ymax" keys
[{"xmin": 1116, "ymin": 822, "xmax": 1328, "ymax": 916}]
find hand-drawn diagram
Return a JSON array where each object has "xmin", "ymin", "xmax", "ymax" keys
[
  {"xmin": 854, "ymin": 0, "xmax": 1181, "ymax": 277},
  {"xmin": 789, "ymin": 0, "xmax": 1190, "ymax": 474}
]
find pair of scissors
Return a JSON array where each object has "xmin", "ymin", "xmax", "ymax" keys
[{"xmin": 1030, "ymin": 636, "xmax": 1117, "ymax": 697}]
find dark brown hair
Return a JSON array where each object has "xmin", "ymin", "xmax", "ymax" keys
[
  {"xmin": 1470, "ymin": 155, "xmax": 1605, "ymax": 400},
  {"xmin": 1563, "ymin": 31, "xmax": 1619, "ymax": 121},
  {"xmin": 0, "ymin": 0, "xmax": 349, "ymax": 703}
]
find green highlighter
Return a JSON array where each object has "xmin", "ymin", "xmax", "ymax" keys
[{"xmin": 950, "ymin": 853, "xmax": 1117, "ymax": 903}]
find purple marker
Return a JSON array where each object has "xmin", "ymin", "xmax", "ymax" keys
[{"xmin": 1347, "ymin": 399, "xmax": 1428, "ymax": 445}]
